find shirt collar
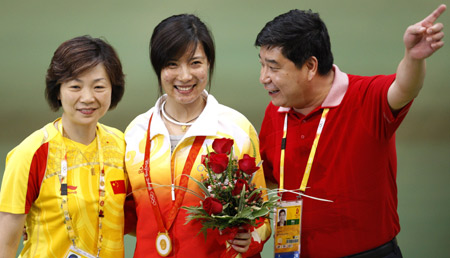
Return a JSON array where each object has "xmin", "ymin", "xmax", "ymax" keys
[
  {"xmin": 277, "ymin": 65, "xmax": 349, "ymax": 113},
  {"xmin": 150, "ymin": 90, "xmax": 218, "ymax": 139},
  {"xmin": 321, "ymin": 65, "xmax": 348, "ymax": 108}
]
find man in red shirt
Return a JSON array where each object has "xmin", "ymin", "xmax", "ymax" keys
[{"xmin": 255, "ymin": 5, "xmax": 446, "ymax": 258}]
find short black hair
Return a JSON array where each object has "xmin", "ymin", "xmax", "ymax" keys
[
  {"xmin": 150, "ymin": 14, "xmax": 215, "ymax": 95},
  {"xmin": 255, "ymin": 9, "xmax": 333, "ymax": 75},
  {"xmin": 45, "ymin": 36, "xmax": 125, "ymax": 111}
]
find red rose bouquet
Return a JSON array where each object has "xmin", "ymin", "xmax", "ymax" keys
[{"xmin": 182, "ymin": 138, "xmax": 279, "ymax": 254}]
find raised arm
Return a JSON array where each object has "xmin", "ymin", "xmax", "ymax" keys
[
  {"xmin": 0, "ymin": 212, "xmax": 27, "ymax": 258},
  {"xmin": 388, "ymin": 4, "xmax": 446, "ymax": 110}
]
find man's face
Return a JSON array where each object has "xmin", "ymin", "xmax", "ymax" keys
[
  {"xmin": 259, "ymin": 46, "xmax": 309, "ymax": 108},
  {"xmin": 279, "ymin": 210, "xmax": 286, "ymax": 222}
]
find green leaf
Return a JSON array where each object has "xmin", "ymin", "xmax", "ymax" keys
[
  {"xmin": 238, "ymin": 184, "xmax": 246, "ymax": 211},
  {"xmin": 247, "ymin": 188, "xmax": 261, "ymax": 200},
  {"xmin": 184, "ymin": 175, "xmax": 210, "ymax": 197},
  {"xmin": 237, "ymin": 207, "xmax": 253, "ymax": 219},
  {"xmin": 251, "ymin": 206, "xmax": 270, "ymax": 217}
]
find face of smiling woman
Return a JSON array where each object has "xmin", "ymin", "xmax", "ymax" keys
[
  {"xmin": 59, "ymin": 63, "xmax": 112, "ymax": 136},
  {"xmin": 160, "ymin": 44, "xmax": 209, "ymax": 107}
]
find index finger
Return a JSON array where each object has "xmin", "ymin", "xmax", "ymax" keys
[{"xmin": 422, "ymin": 4, "xmax": 447, "ymax": 25}]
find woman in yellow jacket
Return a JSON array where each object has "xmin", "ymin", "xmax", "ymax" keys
[{"xmin": 0, "ymin": 36, "xmax": 128, "ymax": 258}]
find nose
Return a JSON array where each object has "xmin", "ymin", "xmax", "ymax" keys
[
  {"xmin": 259, "ymin": 66, "xmax": 271, "ymax": 85},
  {"xmin": 177, "ymin": 64, "xmax": 193, "ymax": 82},
  {"xmin": 80, "ymin": 87, "xmax": 95, "ymax": 103}
]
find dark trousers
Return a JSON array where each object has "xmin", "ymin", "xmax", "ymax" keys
[{"xmin": 343, "ymin": 238, "xmax": 403, "ymax": 258}]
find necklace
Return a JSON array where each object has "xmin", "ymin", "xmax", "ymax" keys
[{"xmin": 161, "ymin": 101, "xmax": 201, "ymax": 132}]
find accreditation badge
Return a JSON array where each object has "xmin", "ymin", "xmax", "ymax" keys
[
  {"xmin": 64, "ymin": 245, "xmax": 97, "ymax": 258},
  {"xmin": 274, "ymin": 199, "xmax": 302, "ymax": 258}
]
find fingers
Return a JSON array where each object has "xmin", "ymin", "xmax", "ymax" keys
[
  {"xmin": 430, "ymin": 40, "xmax": 445, "ymax": 51},
  {"xmin": 422, "ymin": 4, "xmax": 447, "ymax": 25},
  {"xmin": 23, "ymin": 226, "xmax": 28, "ymax": 241},
  {"xmin": 407, "ymin": 24, "xmax": 427, "ymax": 35},
  {"xmin": 412, "ymin": 5, "xmax": 446, "ymax": 35},
  {"xmin": 426, "ymin": 22, "xmax": 445, "ymax": 49},
  {"xmin": 426, "ymin": 31, "xmax": 444, "ymax": 42},
  {"xmin": 228, "ymin": 231, "xmax": 251, "ymax": 253},
  {"xmin": 407, "ymin": 10, "xmax": 445, "ymax": 40},
  {"xmin": 426, "ymin": 22, "xmax": 444, "ymax": 35}
]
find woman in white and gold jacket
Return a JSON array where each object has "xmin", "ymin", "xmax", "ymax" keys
[{"xmin": 124, "ymin": 14, "xmax": 271, "ymax": 258}]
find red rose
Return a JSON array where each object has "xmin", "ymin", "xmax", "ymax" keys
[
  {"xmin": 203, "ymin": 197, "xmax": 223, "ymax": 215},
  {"xmin": 238, "ymin": 154, "xmax": 259, "ymax": 175},
  {"xmin": 201, "ymin": 154, "xmax": 207, "ymax": 167},
  {"xmin": 232, "ymin": 179, "xmax": 249, "ymax": 196},
  {"xmin": 212, "ymin": 138, "xmax": 234, "ymax": 154},
  {"xmin": 208, "ymin": 153, "xmax": 229, "ymax": 174}
]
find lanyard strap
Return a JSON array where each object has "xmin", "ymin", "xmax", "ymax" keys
[
  {"xmin": 143, "ymin": 114, "xmax": 205, "ymax": 233},
  {"xmin": 279, "ymin": 114, "xmax": 288, "ymax": 191},
  {"xmin": 58, "ymin": 120, "xmax": 105, "ymax": 257},
  {"xmin": 279, "ymin": 108, "xmax": 329, "ymax": 193}
]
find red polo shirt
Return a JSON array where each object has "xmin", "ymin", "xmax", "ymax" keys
[{"xmin": 260, "ymin": 66, "xmax": 412, "ymax": 257}]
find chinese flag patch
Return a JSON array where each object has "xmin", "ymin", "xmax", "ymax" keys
[{"xmin": 110, "ymin": 180, "xmax": 126, "ymax": 194}]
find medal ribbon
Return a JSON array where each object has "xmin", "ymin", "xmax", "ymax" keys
[
  {"xmin": 143, "ymin": 114, "xmax": 206, "ymax": 233},
  {"xmin": 58, "ymin": 119, "xmax": 105, "ymax": 257},
  {"xmin": 279, "ymin": 108, "xmax": 329, "ymax": 193}
]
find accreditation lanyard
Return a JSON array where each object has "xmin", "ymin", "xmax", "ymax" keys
[
  {"xmin": 143, "ymin": 114, "xmax": 206, "ymax": 234},
  {"xmin": 58, "ymin": 121, "xmax": 106, "ymax": 257},
  {"xmin": 279, "ymin": 108, "xmax": 329, "ymax": 192}
]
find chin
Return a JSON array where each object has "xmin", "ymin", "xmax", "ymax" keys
[{"xmin": 271, "ymin": 100, "xmax": 283, "ymax": 107}]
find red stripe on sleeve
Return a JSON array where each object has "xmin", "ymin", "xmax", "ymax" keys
[{"xmin": 25, "ymin": 143, "xmax": 49, "ymax": 213}]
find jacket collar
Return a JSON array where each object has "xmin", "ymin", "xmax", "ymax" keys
[{"xmin": 150, "ymin": 90, "xmax": 219, "ymax": 139}]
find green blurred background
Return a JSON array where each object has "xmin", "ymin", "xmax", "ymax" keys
[{"xmin": 1, "ymin": 0, "xmax": 449, "ymax": 257}]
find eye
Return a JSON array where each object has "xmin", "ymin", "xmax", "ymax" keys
[
  {"xmin": 269, "ymin": 66, "xmax": 279, "ymax": 72},
  {"xmin": 69, "ymin": 84, "xmax": 81, "ymax": 90},
  {"xmin": 166, "ymin": 62, "xmax": 178, "ymax": 68},
  {"xmin": 94, "ymin": 85, "xmax": 108, "ymax": 92}
]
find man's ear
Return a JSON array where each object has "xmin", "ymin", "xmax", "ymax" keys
[{"xmin": 306, "ymin": 56, "xmax": 318, "ymax": 81}]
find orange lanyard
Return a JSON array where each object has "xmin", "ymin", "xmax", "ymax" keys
[
  {"xmin": 143, "ymin": 114, "xmax": 205, "ymax": 233},
  {"xmin": 279, "ymin": 108, "xmax": 329, "ymax": 193}
]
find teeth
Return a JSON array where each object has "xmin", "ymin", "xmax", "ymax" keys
[
  {"xmin": 176, "ymin": 85, "xmax": 194, "ymax": 91},
  {"xmin": 79, "ymin": 108, "xmax": 95, "ymax": 114}
]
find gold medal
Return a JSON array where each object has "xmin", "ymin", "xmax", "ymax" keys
[{"xmin": 156, "ymin": 232, "xmax": 172, "ymax": 257}]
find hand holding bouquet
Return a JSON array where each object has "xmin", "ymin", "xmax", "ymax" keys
[{"xmin": 182, "ymin": 138, "xmax": 279, "ymax": 257}]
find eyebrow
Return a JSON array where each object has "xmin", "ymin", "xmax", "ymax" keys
[
  {"xmin": 167, "ymin": 55, "xmax": 205, "ymax": 63},
  {"xmin": 258, "ymin": 54, "xmax": 279, "ymax": 65},
  {"xmin": 191, "ymin": 55, "xmax": 206, "ymax": 60},
  {"xmin": 73, "ymin": 78, "xmax": 107, "ymax": 82}
]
